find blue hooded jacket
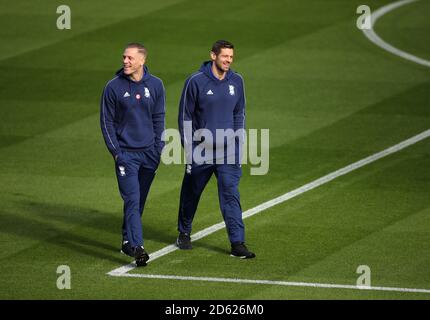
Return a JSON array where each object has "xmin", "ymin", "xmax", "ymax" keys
[
  {"xmin": 100, "ymin": 65, "xmax": 165, "ymax": 159},
  {"xmin": 178, "ymin": 61, "xmax": 246, "ymax": 163}
]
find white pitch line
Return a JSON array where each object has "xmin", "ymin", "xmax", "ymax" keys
[
  {"xmin": 109, "ymin": 273, "xmax": 430, "ymax": 294},
  {"xmin": 107, "ymin": 128, "xmax": 430, "ymax": 277},
  {"xmin": 363, "ymin": 0, "xmax": 430, "ymax": 68}
]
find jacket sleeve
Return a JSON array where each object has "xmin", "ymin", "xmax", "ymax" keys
[
  {"xmin": 100, "ymin": 84, "xmax": 121, "ymax": 158},
  {"xmin": 178, "ymin": 77, "xmax": 197, "ymax": 148},
  {"xmin": 152, "ymin": 80, "xmax": 166, "ymax": 156},
  {"xmin": 233, "ymin": 76, "xmax": 246, "ymax": 131}
]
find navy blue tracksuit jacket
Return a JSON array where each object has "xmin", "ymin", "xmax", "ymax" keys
[
  {"xmin": 177, "ymin": 61, "xmax": 247, "ymax": 244},
  {"xmin": 100, "ymin": 66, "xmax": 165, "ymax": 248},
  {"xmin": 178, "ymin": 61, "xmax": 245, "ymax": 164},
  {"xmin": 101, "ymin": 65, "xmax": 165, "ymax": 158}
]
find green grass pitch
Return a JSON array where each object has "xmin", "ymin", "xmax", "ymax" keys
[{"xmin": 0, "ymin": 0, "xmax": 429, "ymax": 299}]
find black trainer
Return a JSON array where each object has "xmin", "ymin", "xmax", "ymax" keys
[
  {"xmin": 120, "ymin": 241, "xmax": 134, "ymax": 258},
  {"xmin": 176, "ymin": 232, "xmax": 192, "ymax": 250},
  {"xmin": 230, "ymin": 242, "xmax": 256, "ymax": 259},
  {"xmin": 134, "ymin": 246, "xmax": 150, "ymax": 267}
]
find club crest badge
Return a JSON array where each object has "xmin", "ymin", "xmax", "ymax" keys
[
  {"xmin": 229, "ymin": 85, "xmax": 235, "ymax": 96},
  {"xmin": 118, "ymin": 166, "xmax": 126, "ymax": 176},
  {"xmin": 144, "ymin": 87, "xmax": 150, "ymax": 98}
]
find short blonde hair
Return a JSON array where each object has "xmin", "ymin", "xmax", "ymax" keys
[{"xmin": 125, "ymin": 42, "xmax": 147, "ymax": 57}]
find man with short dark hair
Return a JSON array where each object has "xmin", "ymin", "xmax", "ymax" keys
[
  {"xmin": 100, "ymin": 43, "xmax": 165, "ymax": 266},
  {"xmin": 176, "ymin": 40, "xmax": 255, "ymax": 259}
]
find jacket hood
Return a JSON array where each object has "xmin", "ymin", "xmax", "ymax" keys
[
  {"xmin": 116, "ymin": 65, "xmax": 152, "ymax": 83},
  {"xmin": 199, "ymin": 61, "xmax": 234, "ymax": 82}
]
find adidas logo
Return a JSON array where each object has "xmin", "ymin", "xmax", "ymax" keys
[
  {"xmin": 123, "ymin": 91, "xmax": 130, "ymax": 98},
  {"xmin": 206, "ymin": 90, "xmax": 214, "ymax": 95}
]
